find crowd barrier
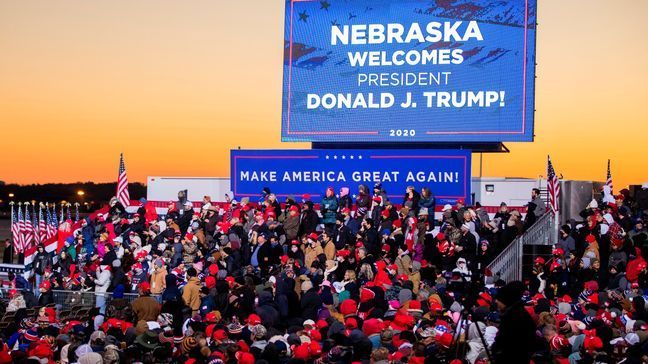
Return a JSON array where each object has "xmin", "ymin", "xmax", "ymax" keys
[
  {"xmin": 486, "ymin": 212, "xmax": 555, "ymax": 284},
  {"xmin": 0, "ymin": 287, "xmax": 156, "ymax": 308}
]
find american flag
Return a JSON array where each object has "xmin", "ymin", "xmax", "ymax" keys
[
  {"xmin": 17, "ymin": 205, "xmax": 26, "ymax": 253},
  {"xmin": 547, "ymin": 155, "xmax": 560, "ymax": 213},
  {"xmin": 47, "ymin": 205, "xmax": 57, "ymax": 240},
  {"xmin": 38, "ymin": 205, "xmax": 47, "ymax": 243},
  {"xmin": 606, "ymin": 159, "xmax": 613, "ymax": 194},
  {"xmin": 11, "ymin": 204, "xmax": 24, "ymax": 253},
  {"xmin": 23, "ymin": 204, "xmax": 36, "ymax": 250},
  {"xmin": 117, "ymin": 153, "xmax": 130, "ymax": 207}
]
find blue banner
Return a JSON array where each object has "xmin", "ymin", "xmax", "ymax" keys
[
  {"xmin": 231, "ymin": 149, "xmax": 471, "ymax": 205},
  {"xmin": 281, "ymin": 0, "xmax": 536, "ymax": 142}
]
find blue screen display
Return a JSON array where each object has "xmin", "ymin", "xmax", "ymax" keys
[
  {"xmin": 231, "ymin": 149, "xmax": 471, "ymax": 205},
  {"xmin": 281, "ymin": 0, "xmax": 536, "ymax": 142}
]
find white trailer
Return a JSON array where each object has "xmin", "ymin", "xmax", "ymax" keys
[
  {"xmin": 471, "ymin": 177, "xmax": 544, "ymax": 208},
  {"xmin": 146, "ymin": 177, "xmax": 230, "ymax": 213}
]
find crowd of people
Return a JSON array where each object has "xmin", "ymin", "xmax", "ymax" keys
[{"xmin": 1, "ymin": 182, "xmax": 648, "ymax": 363}]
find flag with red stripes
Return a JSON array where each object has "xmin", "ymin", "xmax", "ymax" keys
[
  {"xmin": 117, "ymin": 153, "xmax": 130, "ymax": 207},
  {"xmin": 23, "ymin": 204, "xmax": 36, "ymax": 250},
  {"xmin": 11, "ymin": 204, "xmax": 24, "ymax": 253},
  {"xmin": 606, "ymin": 159, "xmax": 613, "ymax": 194},
  {"xmin": 38, "ymin": 205, "xmax": 47, "ymax": 243},
  {"xmin": 16, "ymin": 205, "xmax": 26, "ymax": 253},
  {"xmin": 547, "ymin": 155, "xmax": 560, "ymax": 213}
]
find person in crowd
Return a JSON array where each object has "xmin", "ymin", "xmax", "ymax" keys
[
  {"xmin": 2, "ymin": 239, "xmax": 13, "ymax": 264},
  {"xmin": 531, "ymin": 188, "xmax": 547, "ymax": 217}
]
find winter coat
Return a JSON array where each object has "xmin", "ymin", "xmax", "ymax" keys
[
  {"xmin": 531, "ymin": 196, "xmax": 546, "ymax": 217},
  {"xmin": 298, "ymin": 202, "xmax": 320, "ymax": 237},
  {"xmin": 322, "ymin": 240, "xmax": 336, "ymax": 261},
  {"xmin": 338, "ymin": 194, "xmax": 353, "ymax": 212},
  {"xmin": 304, "ymin": 245, "xmax": 324, "ymax": 270},
  {"xmin": 284, "ymin": 215, "xmax": 300, "ymax": 241},
  {"xmin": 182, "ymin": 277, "xmax": 202, "ymax": 314},
  {"xmin": 334, "ymin": 224, "xmax": 352, "ymax": 249},
  {"xmin": 182, "ymin": 240, "xmax": 199, "ymax": 264},
  {"xmin": 300, "ymin": 287, "xmax": 323, "ymax": 321},
  {"xmin": 6, "ymin": 295, "xmax": 26, "ymax": 312},
  {"xmin": 199, "ymin": 295, "xmax": 216, "ymax": 317},
  {"xmin": 150, "ymin": 267, "xmax": 167, "ymax": 295},
  {"xmin": 356, "ymin": 185, "xmax": 371, "ymax": 214},
  {"xmin": 320, "ymin": 196, "xmax": 338, "ymax": 225},
  {"xmin": 409, "ymin": 271, "xmax": 421, "ymax": 294},
  {"xmin": 38, "ymin": 291, "xmax": 54, "ymax": 306},
  {"xmin": 94, "ymin": 268, "xmax": 112, "ymax": 294},
  {"xmin": 172, "ymin": 242, "xmax": 183, "ymax": 267},
  {"xmin": 402, "ymin": 190, "xmax": 421, "ymax": 214},
  {"xmin": 131, "ymin": 295, "xmax": 161, "ymax": 322},
  {"xmin": 255, "ymin": 291, "xmax": 281, "ymax": 328},
  {"xmin": 33, "ymin": 251, "xmax": 52, "ymax": 276},
  {"xmin": 395, "ymin": 253, "xmax": 412, "ymax": 276},
  {"xmin": 491, "ymin": 301, "xmax": 536, "ymax": 364}
]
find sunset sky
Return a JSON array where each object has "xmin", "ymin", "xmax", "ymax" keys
[{"xmin": 1, "ymin": 1, "xmax": 646, "ymax": 188}]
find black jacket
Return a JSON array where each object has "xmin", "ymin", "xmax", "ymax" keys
[
  {"xmin": 299, "ymin": 203, "xmax": 320, "ymax": 237},
  {"xmin": 300, "ymin": 287, "xmax": 323, "ymax": 321},
  {"xmin": 491, "ymin": 301, "xmax": 536, "ymax": 364},
  {"xmin": 38, "ymin": 290, "xmax": 54, "ymax": 306},
  {"xmin": 33, "ymin": 251, "xmax": 52, "ymax": 276},
  {"xmin": 334, "ymin": 224, "xmax": 353, "ymax": 249},
  {"xmin": 255, "ymin": 291, "xmax": 280, "ymax": 328},
  {"xmin": 101, "ymin": 250, "xmax": 117, "ymax": 266}
]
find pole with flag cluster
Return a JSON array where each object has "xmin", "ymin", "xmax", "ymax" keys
[{"xmin": 547, "ymin": 156, "xmax": 561, "ymax": 245}]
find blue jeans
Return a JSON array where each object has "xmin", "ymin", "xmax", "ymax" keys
[{"xmin": 35, "ymin": 274, "xmax": 43, "ymax": 296}]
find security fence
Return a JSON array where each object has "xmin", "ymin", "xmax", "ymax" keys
[{"xmin": 0, "ymin": 287, "xmax": 156, "ymax": 308}]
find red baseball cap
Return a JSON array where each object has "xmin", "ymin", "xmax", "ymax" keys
[{"xmin": 247, "ymin": 314, "xmax": 262, "ymax": 325}]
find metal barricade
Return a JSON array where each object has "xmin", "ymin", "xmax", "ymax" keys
[{"xmin": 0, "ymin": 287, "xmax": 155, "ymax": 309}]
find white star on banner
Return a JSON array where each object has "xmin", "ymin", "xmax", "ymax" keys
[
  {"xmin": 333, "ymin": 155, "xmax": 338, "ymax": 159},
  {"xmin": 325, "ymin": 155, "xmax": 330, "ymax": 159}
]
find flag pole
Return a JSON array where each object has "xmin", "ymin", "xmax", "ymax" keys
[
  {"xmin": 9, "ymin": 202, "xmax": 15, "ymax": 245},
  {"xmin": 554, "ymin": 186, "xmax": 560, "ymax": 245}
]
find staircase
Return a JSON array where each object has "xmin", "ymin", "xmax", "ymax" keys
[{"xmin": 486, "ymin": 212, "xmax": 556, "ymax": 284}]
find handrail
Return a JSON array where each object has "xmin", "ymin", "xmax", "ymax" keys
[
  {"xmin": 521, "ymin": 212, "xmax": 555, "ymax": 246},
  {"xmin": 485, "ymin": 212, "xmax": 555, "ymax": 283}
]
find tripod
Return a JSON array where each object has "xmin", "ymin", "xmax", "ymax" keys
[{"xmin": 452, "ymin": 309, "xmax": 493, "ymax": 363}]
